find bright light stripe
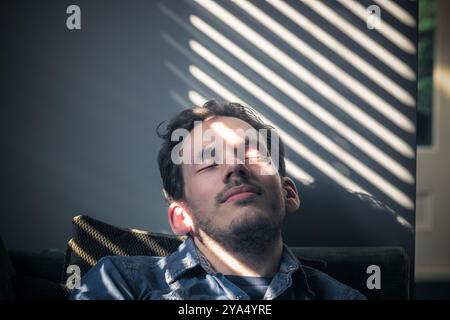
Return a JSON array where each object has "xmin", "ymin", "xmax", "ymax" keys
[
  {"xmin": 188, "ymin": 90, "xmax": 207, "ymax": 106},
  {"xmin": 128, "ymin": 232, "xmax": 168, "ymax": 255},
  {"xmin": 436, "ymin": 66, "xmax": 450, "ymax": 101},
  {"xmin": 189, "ymin": 44, "xmax": 413, "ymax": 209},
  {"xmin": 300, "ymin": 0, "xmax": 416, "ymax": 80},
  {"xmin": 68, "ymin": 239, "xmax": 96, "ymax": 266},
  {"xmin": 188, "ymin": 90, "xmax": 315, "ymax": 186},
  {"xmin": 337, "ymin": 0, "xmax": 415, "ymax": 54},
  {"xmin": 193, "ymin": 0, "xmax": 414, "ymax": 158},
  {"xmin": 190, "ymin": 15, "xmax": 414, "ymax": 184},
  {"xmin": 75, "ymin": 217, "xmax": 128, "ymax": 256},
  {"xmin": 284, "ymin": 158, "xmax": 315, "ymax": 186},
  {"xmin": 211, "ymin": 122, "xmax": 243, "ymax": 145},
  {"xmin": 188, "ymin": 66, "xmax": 367, "ymax": 194},
  {"xmin": 234, "ymin": 0, "xmax": 414, "ymax": 132},
  {"xmin": 188, "ymin": 90, "xmax": 207, "ymax": 107},
  {"xmin": 374, "ymin": 0, "xmax": 416, "ymax": 27},
  {"xmin": 266, "ymin": 0, "xmax": 415, "ymax": 107}
]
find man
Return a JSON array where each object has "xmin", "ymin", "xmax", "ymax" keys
[{"xmin": 70, "ymin": 100, "xmax": 366, "ymax": 300}]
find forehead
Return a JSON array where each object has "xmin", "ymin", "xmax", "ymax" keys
[
  {"xmin": 200, "ymin": 116, "xmax": 254, "ymax": 134},
  {"xmin": 186, "ymin": 116, "xmax": 257, "ymax": 145},
  {"xmin": 179, "ymin": 116, "xmax": 262, "ymax": 168}
]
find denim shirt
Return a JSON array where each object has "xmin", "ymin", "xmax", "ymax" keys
[{"xmin": 70, "ymin": 237, "xmax": 366, "ymax": 300}]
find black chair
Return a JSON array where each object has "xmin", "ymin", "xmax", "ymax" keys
[{"xmin": 61, "ymin": 215, "xmax": 410, "ymax": 299}]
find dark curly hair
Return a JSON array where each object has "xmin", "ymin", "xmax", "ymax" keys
[{"xmin": 156, "ymin": 100, "xmax": 286, "ymax": 202}]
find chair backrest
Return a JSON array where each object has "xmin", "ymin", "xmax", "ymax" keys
[
  {"xmin": 64, "ymin": 215, "xmax": 409, "ymax": 299},
  {"xmin": 291, "ymin": 247, "xmax": 409, "ymax": 299},
  {"xmin": 63, "ymin": 215, "xmax": 186, "ymax": 283}
]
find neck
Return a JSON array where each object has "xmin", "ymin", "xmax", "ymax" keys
[{"xmin": 193, "ymin": 233, "xmax": 283, "ymax": 277}]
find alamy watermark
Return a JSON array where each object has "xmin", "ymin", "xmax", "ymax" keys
[
  {"xmin": 170, "ymin": 121, "xmax": 280, "ymax": 175},
  {"xmin": 366, "ymin": 264, "xmax": 381, "ymax": 290},
  {"xmin": 66, "ymin": 5, "xmax": 81, "ymax": 30},
  {"xmin": 66, "ymin": 264, "xmax": 81, "ymax": 290},
  {"xmin": 366, "ymin": 5, "xmax": 382, "ymax": 30}
]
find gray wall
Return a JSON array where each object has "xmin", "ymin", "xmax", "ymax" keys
[
  {"xmin": 1, "ymin": 0, "xmax": 179, "ymax": 250},
  {"xmin": 1, "ymin": 0, "xmax": 417, "ymax": 276}
]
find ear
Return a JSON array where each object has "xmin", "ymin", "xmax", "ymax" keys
[
  {"xmin": 168, "ymin": 202, "xmax": 193, "ymax": 235},
  {"xmin": 282, "ymin": 177, "xmax": 300, "ymax": 214}
]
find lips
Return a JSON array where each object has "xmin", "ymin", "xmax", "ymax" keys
[{"xmin": 220, "ymin": 184, "xmax": 262, "ymax": 203}]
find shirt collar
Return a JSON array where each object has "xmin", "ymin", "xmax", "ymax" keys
[
  {"xmin": 278, "ymin": 244, "xmax": 316, "ymax": 299},
  {"xmin": 164, "ymin": 237, "xmax": 316, "ymax": 298},
  {"xmin": 164, "ymin": 237, "xmax": 208, "ymax": 284}
]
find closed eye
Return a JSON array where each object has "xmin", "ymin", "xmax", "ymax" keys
[{"xmin": 197, "ymin": 163, "xmax": 218, "ymax": 173}]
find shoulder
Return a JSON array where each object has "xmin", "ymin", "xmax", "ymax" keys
[
  {"xmin": 301, "ymin": 265, "xmax": 367, "ymax": 300},
  {"xmin": 96, "ymin": 255, "xmax": 165, "ymax": 273},
  {"xmin": 69, "ymin": 255, "xmax": 168, "ymax": 300}
]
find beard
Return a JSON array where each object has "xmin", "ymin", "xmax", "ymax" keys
[{"xmin": 192, "ymin": 206, "xmax": 283, "ymax": 259}]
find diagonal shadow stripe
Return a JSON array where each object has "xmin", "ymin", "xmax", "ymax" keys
[
  {"xmin": 187, "ymin": 64, "xmax": 369, "ymax": 194},
  {"xmin": 266, "ymin": 0, "xmax": 415, "ymax": 107},
  {"xmin": 188, "ymin": 89, "xmax": 315, "ymax": 186},
  {"xmin": 189, "ymin": 15, "xmax": 414, "ymax": 184},
  {"xmin": 234, "ymin": 0, "xmax": 414, "ymax": 131},
  {"xmin": 188, "ymin": 42, "xmax": 414, "ymax": 209},
  {"xmin": 160, "ymin": 5, "xmax": 414, "ymax": 184},
  {"xmin": 374, "ymin": 0, "xmax": 416, "ymax": 27},
  {"xmin": 192, "ymin": 0, "xmax": 415, "ymax": 158},
  {"xmin": 301, "ymin": 0, "xmax": 416, "ymax": 80},
  {"xmin": 337, "ymin": 0, "xmax": 416, "ymax": 54}
]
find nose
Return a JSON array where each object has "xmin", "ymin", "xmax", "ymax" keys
[{"xmin": 222, "ymin": 163, "xmax": 251, "ymax": 185}]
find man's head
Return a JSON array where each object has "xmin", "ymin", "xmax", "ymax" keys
[{"xmin": 157, "ymin": 100, "xmax": 300, "ymax": 254}]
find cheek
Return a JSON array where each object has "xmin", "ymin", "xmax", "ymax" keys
[
  {"xmin": 183, "ymin": 168, "xmax": 217, "ymax": 201},
  {"xmin": 184, "ymin": 174, "xmax": 222, "ymax": 209},
  {"xmin": 260, "ymin": 175, "xmax": 282, "ymax": 193},
  {"xmin": 261, "ymin": 176, "xmax": 285, "ymax": 205}
]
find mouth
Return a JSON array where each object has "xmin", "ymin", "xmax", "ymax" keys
[
  {"xmin": 221, "ymin": 185, "xmax": 262, "ymax": 204},
  {"xmin": 224, "ymin": 191, "xmax": 259, "ymax": 203}
]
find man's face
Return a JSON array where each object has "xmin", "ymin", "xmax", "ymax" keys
[{"xmin": 180, "ymin": 116, "xmax": 289, "ymax": 248}]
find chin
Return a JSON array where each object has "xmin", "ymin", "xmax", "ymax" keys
[
  {"xmin": 230, "ymin": 207, "xmax": 265, "ymax": 224},
  {"xmin": 231, "ymin": 194, "xmax": 262, "ymax": 207},
  {"xmin": 227, "ymin": 211, "xmax": 278, "ymax": 238}
]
